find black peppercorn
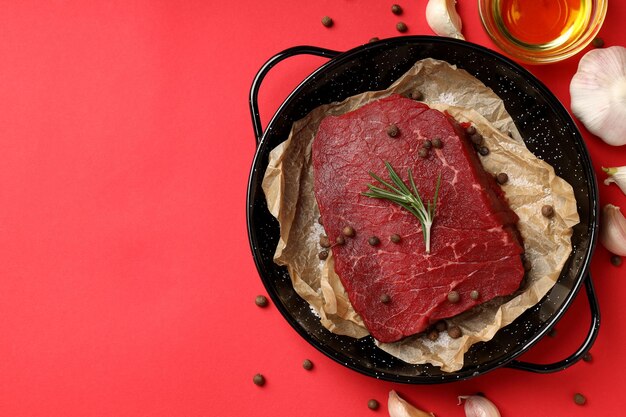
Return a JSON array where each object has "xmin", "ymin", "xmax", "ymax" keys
[
  {"xmin": 387, "ymin": 124, "xmax": 399, "ymax": 137},
  {"xmin": 335, "ymin": 235, "xmax": 346, "ymax": 245},
  {"xmin": 611, "ymin": 254, "xmax": 622, "ymax": 266},
  {"xmin": 320, "ymin": 235, "xmax": 331, "ymax": 248},
  {"xmin": 470, "ymin": 290, "xmax": 479, "ymax": 300},
  {"xmin": 302, "ymin": 359, "xmax": 314, "ymax": 370},
  {"xmin": 321, "ymin": 16, "xmax": 333, "ymax": 27},
  {"xmin": 542, "ymin": 205, "xmax": 555, "ymax": 218},
  {"xmin": 369, "ymin": 37, "xmax": 379, "ymax": 43},
  {"xmin": 380, "ymin": 293, "xmax": 391, "ymax": 304},
  {"xmin": 253, "ymin": 373, "xmax": 265, "ymax": 386},
  {"xmin": 318, "ymin": 250, "xmax": 329, "ymax": 260},
  {"xmin": 573, "ymin": 393, "xmax": 586, "ymax": 405},
  {"xmin": 418, "ymin": 148, "xmax": 429, "ymax": 158},
  {"xmin": 423, "ymin": 139, "xmax": 432, "ymax": 149},
  {"xmin": 496, "ymin": 172, "xmax": 509, "ymax": 185},
  {"xmin": 447, "ymin": 291, "xmax": 460, "ymax": 303},
  {"xmin": 368, "ymin": 399, "xmax": 380, "ymax": 410},
  {"xmin": 391, "ymin": 4, "xmax": 403, "ymax": 15},
  {"xmin": 390, "ymin": 234, "xmax": 401, "ymax": 243},
  {"xmin": 427, "ymin": 329, "xmax": 439, "ymax": 341},
  {"xmin": 470, "ymin": 133, "xmax": 484, "ymax": 145},
  {"xmin": 396, "ymin": 22, "xmax": 408, "ymax": 33},
  {"xmin": 368, "ymin": 236, "xmax": 380, "ymax": 246},
  {"xmin": 255, "ymin": 295, "xmax": 269, "ymax": 308},
  {"xmin": 592, "ymin": 37, "xmax": 604, "ymax": 48},
  {"xmin": 478, "ymin": 146, "xmax": 490, "ymax": 156},
  {"xmin": 432, "ymin": 138, "xmax": 443, "ymax": 148},
  {"xmin": 466, "ymin": 125, "xmax": 477, "ymax": 135},
  {"xmin": 342, "ymin": 226, "xmax": 355, "ymax": 237},
  {"xmin": 448, "ymin": 326, "xmax": 462, "ymax": 339},
  {"xmin": 583, "ymin": 352, "xmax": 593, "ymax": 362}
]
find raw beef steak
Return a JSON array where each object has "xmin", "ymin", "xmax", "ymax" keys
[{"xmin": 312, "ymin": 95, "xmax": 525, "ymax": 343}]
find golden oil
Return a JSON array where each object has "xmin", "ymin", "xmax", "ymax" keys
[{"xmin": 493, "ymin": 0, "xmax": 592, "ymax": 50}]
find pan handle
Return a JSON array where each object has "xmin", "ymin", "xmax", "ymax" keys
[
  {"xmin": 507, "ymin": 274, "xmax": 600, "ymax": 373},
  {"xmin": 249, "ymin": 46, "xmax": 341, "ymax": 144}
]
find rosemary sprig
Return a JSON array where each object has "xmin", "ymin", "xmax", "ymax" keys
[{"xmin": 363, "ymin": 161, "xmax": 441, "ymax": 253}]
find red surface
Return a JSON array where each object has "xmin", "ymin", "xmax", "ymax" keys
[{"xmin": 0, "ymin": 1, "xmax": 624, "ymax": 416}]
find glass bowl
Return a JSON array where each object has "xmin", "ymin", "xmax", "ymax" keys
[{"xmin": 478, "ymin": 0, "xmax": 608, "ymax": 64}]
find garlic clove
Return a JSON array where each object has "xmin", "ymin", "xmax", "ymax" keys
[
  {"xmin": 388, "ymin": 390, "xmax": 436, "ymax": 417},
  {"xmin": 603, "ymin": 166, "xmax": 626, "ymax": 195},
  {"xmin": 458, "ymin": 395, "xmax": 501, "ymax": 417},
  {"xmin": 570, "ymin": 46, "xmax": 626, "ymax": 146},
  {"xmin": 425, "ymin": 0, "xmax": 465, "ymax": 40},
  {"xmin": 600, "ymin": 204, "xmax": 626, "ymax": 256}
]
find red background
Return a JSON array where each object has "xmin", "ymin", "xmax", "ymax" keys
[{"xmin": 0, "ymin": 1, "xmax": 624, "ymax": 416}]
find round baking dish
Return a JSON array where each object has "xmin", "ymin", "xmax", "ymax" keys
[{"xmin": 247, "ymin": 36, "xmax": 599, "ymax": 383}]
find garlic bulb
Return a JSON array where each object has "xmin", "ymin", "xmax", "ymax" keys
[
  {"xmin": 388, "ymin": 390, "xmax": 436, "ymax": 417},
  {"xmin": 603, "ymin": 166, "xmax": 626, "ymax": 195},
  {"xmin": 458, "ymin": 395, "xmax": 501, "ymax": 417},
  {"xmin": 570, "ymin": 46, "xmax": 626, "ymax": 146},
  {"xmin": 600, "ymin": 204, "xmax": 626, "ymax": 256},
  {"xmin": 425, "ymin": 0, "xmax": 465, "ymax": 40}
]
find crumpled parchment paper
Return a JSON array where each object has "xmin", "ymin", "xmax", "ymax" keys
[{"xmin": 262, "ymin": 58, "xmax": 579, "ymax": 372}]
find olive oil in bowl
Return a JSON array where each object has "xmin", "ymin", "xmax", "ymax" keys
[
  {"xmin": 479, "ymin": 0, "xmax": 606, "ymax": 63},
  {"xmin": 495, "ymin": 0, "xmax": 591, "ymax": 49}
]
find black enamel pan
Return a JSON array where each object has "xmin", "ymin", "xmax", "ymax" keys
[{"xmin": 246, "ymin": 36, "xmax": 600, "ymax": 383}]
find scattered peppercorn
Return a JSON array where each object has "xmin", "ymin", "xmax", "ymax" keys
[
  {"xmin": 380, "ymin": 293, "xmax": 391, "ymax": 304},
  {"xmin": 470, "ymin": 290, "xmax": 480, "ymax": 300},
  {"xmin": 387, "ymin": 124, "xmax": 400, "ymax": 137},
  {"xmin": 253, "ymin": 373, "xmax": 265, "ymax": 386},
  {"xmin": 343, "ymin": 226, "xmax": 356, "ymax": 237},
  {"xmin": 321, "ymin": 16, "xmax": 334, "ymax": 28},
  {"xmin": 432, "ymin": 138, "xmax": 443, "ymax": 148},
  {"xmin": 583, "ymin": 352, "xmax": 593, "ymax": 362},
  {"xmin": 548, "ymin": 327, "xmax": 557, "ymax": 338},
  {"xmin": 255, "ymin": 295, "xmax": 269, "ymax": 308},
  {"xmin": 390, "ymin": 234, "xmax": 402, "ymax": 243},
  {"xmin": 391, "ymin": 4, "xmax": 403, "ymax": 15},
  {"xmin": 466, "ymin": 125, "xmax": 477, "ymax": 135},
  {"xmin": 542, "ymin": 205, "xmax": 555, "ymax": 218},
  {"xmin": 611, "ymin": 254, "xmax": 622, "ymax": 266},
  {"xmin": 448, "ymin": 326, "xmax": 462, "ymax": 339},
  {"xmin": 368, "ymin": 236, "xmax": 381, "ymax": 246},
  {"xmin": 427, "ymin": 329, "xmax": 439, "ymax": 341},
  {"xmin": 318, "ymin": 250, "xmax": 329, "ymax": 260},
  {"xmin": 368, "ymin": 399, "xmax": 380, "ymax": 410},
  {"xmin": 423, "ymin": 139, "xmax": 432, "ymax": 149},
  {"xmin": 318, "ymin": 216, "xmax": 323, "ymax": 225},
  {"xmin": 447, "ymin": 291, "xmax": 460, "ymax": 303},
  {"xmin": 320, "ymin": 235, "xmax": 331, "ymax": 248},
  {"xmin": 592, "ymin": 37, "xmax": 604, "ymax": 48},
  {"xmin": 470, "ymin": 133, "xmax": 484, "ymax": 145},
  {"xmin": 435, "ymin": 320, "xmax": 447, "ymax": 332},
  {"xmin": 369, "ymin": 37, "xmax": 380, "ymax": 43},
  {"xmin": 396, "ymin": 22, "xmax": 408, "ymax": 33},
  {"xmin": 478, "ymin": 146, "xmax": 490, "ymax": 156},
  {"xmin": 335, "ymin": 235, "xmax": 346, "ymax": 245},
  {"xmin": 496, "ymin": 173, "xmax": 509, "ymax": 185},
  {"xmin": 302, "ymin": 359, "xmax": 314, "ymax": 370},
  {"xmin": 418, "ymin": 148, "xmax": 429, "ymax": 158},
  {"xmin": 573, "ymin": 393, "xmax": 586, "ymax": 405}
]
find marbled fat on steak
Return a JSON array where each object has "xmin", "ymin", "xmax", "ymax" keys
[{"xmin": 312, "ymin": 95, "xmax": 525, "ymax": 343}]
